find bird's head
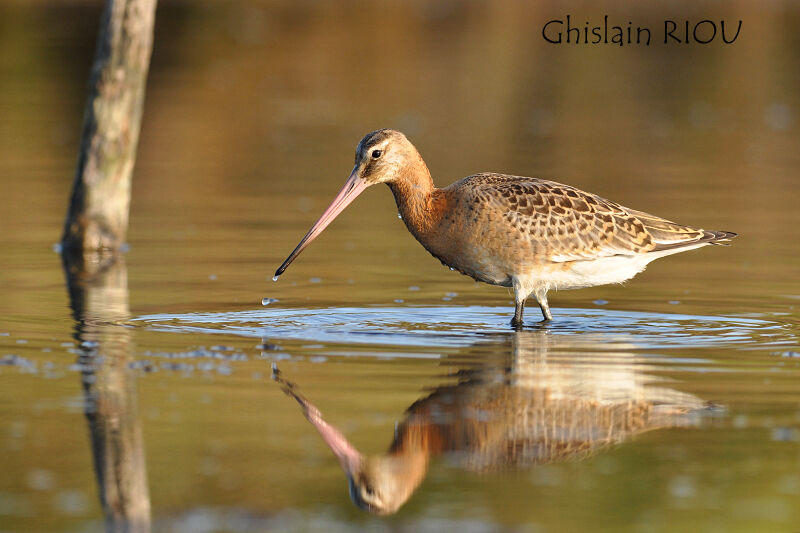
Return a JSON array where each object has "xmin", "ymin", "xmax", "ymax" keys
[
  {"xmin": 274, "ymin": 129, "xmax": 418, "ymax": 277},
  {"xmin": 352, "ymin": 129, "xmax": 417, "ymax": 185},
  {"xmin": 346, "ymin": 454, "xmax": 423, "ymax": 515}
]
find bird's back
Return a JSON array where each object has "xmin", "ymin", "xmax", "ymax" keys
[{"xmin": 433, "ymin": 173, "xmax": 735, "ymax": 273}]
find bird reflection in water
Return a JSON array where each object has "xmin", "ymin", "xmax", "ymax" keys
[{"xmin": 274, "ymin": 331, "xmax": 716, "ymax": 515}]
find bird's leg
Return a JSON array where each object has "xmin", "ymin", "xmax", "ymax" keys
[
  {"xmin": 511, "ymin": 299, "xmax": 525, "ymax": 329},
  {"xmin": 535, "ymin": 290, "xmax": 553, "ymax": 321}
]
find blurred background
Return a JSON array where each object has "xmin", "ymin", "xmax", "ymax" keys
[
  {"xmin": 0, "ymin": 1, "xmax": 799, "ymax": 532},
  {"xmin": 1, "ymin": 0, "xmax": 798, "ymax": 312}
]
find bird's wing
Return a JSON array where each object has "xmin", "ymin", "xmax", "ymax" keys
[
  {"xmin": 465, "ymin": 174, "xmax": 710, "ymax": 262},
  {"xmin": 623, "ymin": 208, "xmax": 735, "ymax": 250}
]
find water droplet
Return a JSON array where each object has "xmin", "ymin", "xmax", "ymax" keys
[
  {"xmin": 394, "ymin": 299, "xmax": 404, "ymax": 303},
  {"xmin": 765, "ymin": 102, "xmax": 793, "ymax": 131},
  {"xmin": 408, "ymin": 286, "xmax": 420, "ymax": 291},
  {"xmin": 272, "ymin": 275, "xmax": 279, "ymax": 282},
  {"xmin": 262, "ymin": 297, "xmax": 279, "ymax": 306},
  {"xmin": 449, "ymin": 267, "xmax": 455, "ymax": 271},
  {"xmin": 208, "ymin": 274, "xmax": 217, "ymax": 281},
  {"xmin": 397, "ymin": 212, "xmax": 402, "ymax": 219},
  {"xmin": 771, "ymin": 427, "xmax": 799, "ymax": 442},
  {"xmin": 593, "ymin": 299, "xmax": 608, "ymax": 305},
  {"xmin": 309, "ymin": 277, "xmax": 321, "ymax": 283},
  {"xmin": 27, "ymin": 469, "xmax": 55, "ymax": 491},
  {"xmin": 667, "ymin": 476, "xmax": 696, "ymax": 499},
  {"xmin": 55, "ymin": 489, "xmax": 90, "ymax": 516},
  {"xmin": 668, "ymin": 300, "xmax": 680, "ymax": 305}
]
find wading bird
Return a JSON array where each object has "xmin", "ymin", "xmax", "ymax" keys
[{"xmin": 274, "ymin": 129, "xmax": 736, "ymax": 326}]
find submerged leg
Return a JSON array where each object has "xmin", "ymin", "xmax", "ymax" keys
[{"xmin": 511, "ymin": 299, "xmax": 525, "ymax": 329}]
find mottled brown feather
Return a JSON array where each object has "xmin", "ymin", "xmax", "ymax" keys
[{"xmin": 443, "ymin": 173, "xmax": 734, "ymax": 263}]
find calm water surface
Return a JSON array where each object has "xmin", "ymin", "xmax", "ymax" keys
[{"xmin": 1, "ymin": 2, "xmax": 799, "ymax": 532}]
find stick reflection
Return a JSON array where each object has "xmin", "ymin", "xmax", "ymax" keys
[
  {"xmin": 275, "ymin": 331, "xmax": 711, "ymax": 515},
  {"xmin": 62, "ymin": 250, "xmax": 151, "ymax": 532}
]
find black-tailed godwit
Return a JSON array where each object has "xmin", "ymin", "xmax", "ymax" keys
[{"xmin": 275, "ymin": 129, "xmax": 736, "ymax": 326}]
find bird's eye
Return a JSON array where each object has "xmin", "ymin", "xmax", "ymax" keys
[
  {"xmin": 365, "ymin": 485, "xmax": 375, "ymax": 496},
  {"xmin": 371, "ymin": 149, "xmax": 382, "ymax": 159}
]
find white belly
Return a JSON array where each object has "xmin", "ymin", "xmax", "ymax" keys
[
  {"xmin": 551, "ymin": 254, "xmax": 654, "ymax": 290},
  {"xmin": 514, "ymin": 244, "xmax": 708, "ymax": 295}
]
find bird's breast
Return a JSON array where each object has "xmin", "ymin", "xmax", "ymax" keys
[{"xmin": 407, "ymin": 195, "xmax": 531, "ymax": 286}]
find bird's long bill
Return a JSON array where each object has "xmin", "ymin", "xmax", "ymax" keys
[
  {"xmin": 275, "ymin": 169, "xmax": 367, "ymax": 277},
  {"xmin": 288, "ymin": 386, "xmax": 363, "ymax": 475},
  {"xmin": 274, "ymin": 366, "xmax": 363, "ymax": 474},
  {"xmin": 308, "ymin": 409, "xmax": 363, "ymax": 475}
]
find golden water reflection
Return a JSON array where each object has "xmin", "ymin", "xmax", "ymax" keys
[
  {"xmin": 276, "ymin": 330, "xmax": 712, "ymax": 515},
  {"xmin": 62, "ymin": 251, "xmax": 151, "ymax": 532}
]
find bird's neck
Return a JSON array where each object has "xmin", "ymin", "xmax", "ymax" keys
[
  {"xmin": 387, "ymin": 157, "xmax": 439, "ymax": 237},
  {"xmin": 378, "ymin": 414, "xmax": 441, "ymax": 494}
]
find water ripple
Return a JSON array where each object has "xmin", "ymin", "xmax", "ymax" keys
[{"xmin": 134, "ymin": 306, "xmax": 791, "ymax": 350}]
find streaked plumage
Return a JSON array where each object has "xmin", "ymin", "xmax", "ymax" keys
[{"xmin": 275, "ymin": 129, "xmax": 737, "ymax": 325}]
